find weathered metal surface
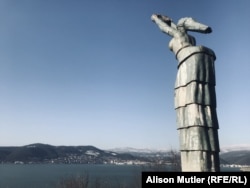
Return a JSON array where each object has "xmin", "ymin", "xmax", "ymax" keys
[
  {"xmin": 151, "ymin": 14, "xmax": 220, "ymax": 172},
  {"xmin": 176, "ymin": 104, "xmax": 219, "ymax": 128},
  {"xmin": 181, "ymin": 151, "xmax": 220, "ymax": 172}
]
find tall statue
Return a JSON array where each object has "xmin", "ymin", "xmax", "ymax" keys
[{"xmin": 151, "ymin": 14, "xmax": 220, "ymax": 172}]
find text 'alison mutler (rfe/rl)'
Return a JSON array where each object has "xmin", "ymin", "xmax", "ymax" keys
[{"xmin": 141, "ymin": 172, "xmax": 250, "ymax": 188}]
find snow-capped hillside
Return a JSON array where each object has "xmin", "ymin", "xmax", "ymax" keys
[{"xmin": 220, "ymin": 144, "xmax": 250, "ymax": 153}]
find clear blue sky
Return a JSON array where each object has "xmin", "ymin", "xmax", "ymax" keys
[{"xmin": 0, "ymin": 0, "xmax": 249, "ymax": 150}]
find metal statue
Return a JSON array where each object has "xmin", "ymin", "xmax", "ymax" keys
[{"xmin": 151, "ymin": 14, "xmax": 220, "ymax": 172}]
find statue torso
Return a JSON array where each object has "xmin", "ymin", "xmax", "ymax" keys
[{"xmin": 169, "ymin": 33, "xmax": 196, "ymax": 55}]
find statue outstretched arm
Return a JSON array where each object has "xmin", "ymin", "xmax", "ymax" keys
[
  {"xmin": 151, "ymin": 14, "xmax": 179, "ymax": 37},
  {"xmin": 177, "ymin": 17, "xmax": 212, "ymax": 33}
]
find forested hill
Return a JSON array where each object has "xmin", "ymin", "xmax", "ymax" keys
[
  {"xmin": 1, "ymin": 143, "xmax": 250, "ymax": 166},
  {"xmin": 220, "ymin": 150, "xmax": 250, "ymax": 165},
  {"xmin": 0, "ymin": 143, "xmax": 138, "ymax": 164}
]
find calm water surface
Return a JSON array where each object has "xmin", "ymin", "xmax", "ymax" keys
[
  {"xmin": 0, "ymin": 164, "xmax": 241, "ymax": 188},
  {"xmin": 0, "ymin": 164, "xmax": 142, "ymax": 188}
]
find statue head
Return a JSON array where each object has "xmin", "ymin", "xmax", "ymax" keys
[{"xmin": 151, "ymin": 14, "xmax": 172, "ymax": 26}]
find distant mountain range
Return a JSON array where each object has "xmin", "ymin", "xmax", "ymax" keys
[
  {"xmin": 109, "ymin": 147, "xmax": 169, "ymax": 154},
  {"xmin": 220, "ymin": 144, "xmax": 250, "ymax": 153},
  {"xmin": 0, "ymin": 143, "xmax": 250, "ymax": 165},
  {"xmin": 110, "ymin": 146, "xmax": 250, "ymax": 165},
  {"xmin": 110, "ymin": 145, "xmax": 250, "ymax": 154}
]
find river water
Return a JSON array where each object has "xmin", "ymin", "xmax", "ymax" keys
[
  {"xmin": 0, "ymin": 164, "xmax": 241, "ymax": 188},
  {"xmin": 0, "ymin": 164, "xmax": 144, "ymax": 188}
]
